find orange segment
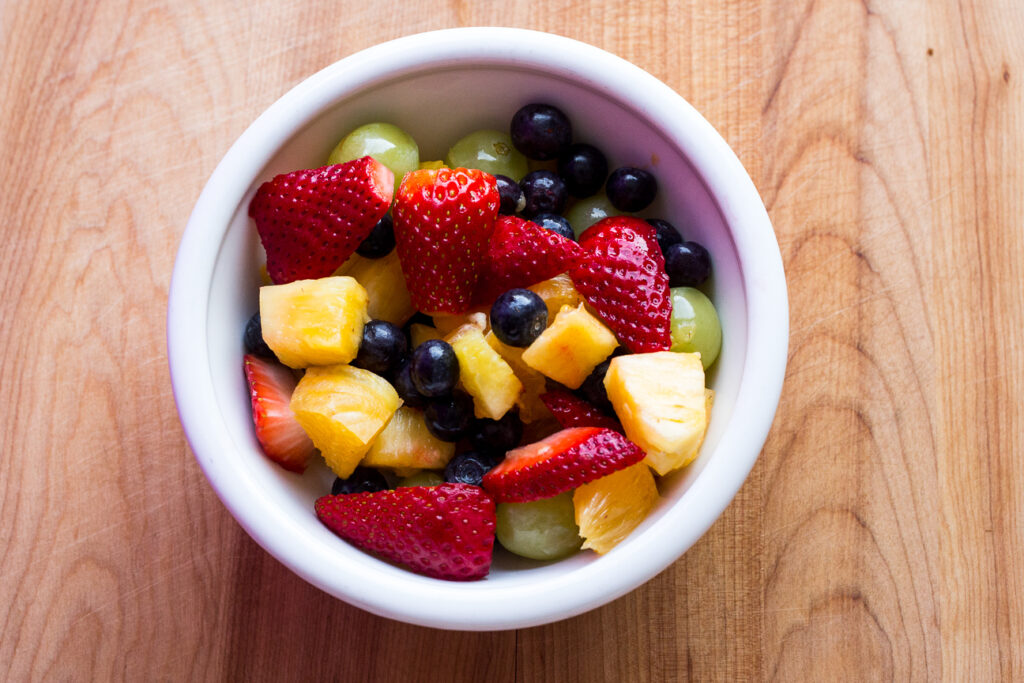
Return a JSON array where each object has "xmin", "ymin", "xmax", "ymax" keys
[{"xmin": 573, "ymin": 462, "xmax": 659, "ymax": 554}]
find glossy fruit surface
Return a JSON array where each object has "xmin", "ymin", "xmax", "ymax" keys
[
  {"xmin": 557, "ymin": 143, "xmax": 608, "ymax": 198},
  {"xmin": 409, "ymin": 339, "xmax": 460, "ymax": 397},
  {"xmin": 331, "ymin": 466, "xmax": 389, "ymax": 495},
  {"xmin": 243, "ymin": 354, "xmax": 315, "ymax": 472},
  {"xmin": 392, "ymin": 359, "xmax": 428, "ymax": 409},
  {"xmin": 664, "ymin": 241, "xmax": 712, "ymax": 288},
  {"xmin": 530, "ymin": 213, "xmax": 574, "ymax": 241},
  {"xmin": 424, "ymin": 392, "xmax": 475, "ymax": 442},
  {"xmin": 352, "ymin": 320, "xmax": 407, "ymax": 375},
  {"xmin": 328, "ymin": 122, "xmax": 419, "ymax": 195},
  {"xmin": 443, "ymin": 451, "xmax": 498, "ymax": 486},
  {"xmin": 355, "ymin": 214, "xmax": 396, "ymax": 258},
  {"xmin": 647, "ymin": 218, "xmax": 682, "ymax": 256},
  {"xmin": 495, "ymin": 174, "xmax": 526, "ymax": 214},
  {"xmin": 490, "ymin": 289, "xmax": 548, "ymax": 348},
  {"xmin": 496, "ymin": 492, "xmax": 582, "ymax": 561},
  {"xmin": 605, "ymin": 166, "xmax": 657, "ymax": 212},
  {"xmin": 446, "ymin": 129, "xmax": 528, "ymax": 181},
  {"xmin": 510, "ymin": 103, "xmax": 572, "ymax": 160},
  {"xmin": 362, "ymin": 405, "xmax": 456, "ymax": 471},
  {"xmin": 521, "ymin": 304, "xmax": 618, "ymax": 389},
  {"xmin": 445, "ymin": 325, "xmax": 522, "ymax": 420},
  {"xmin": 670, "ymin": 287, "xmax": 722, "ymax": 369},
  {"xmin": 471, "ymin": 411, "xmax": 524, "ymax": 454},
  {"xmin": 563, "ymin": 192, "xmax": 622, "ymax": 237},
  {"xmin": 574, "ymin": 462, "xmax": 659, "ymax": 554},
  {"xmin": 520, "ymin": 170, "xmax": 568, "ymax": 217},
  {"xmin": 332, "ymin": 250, "xmax": 415, "ymax": 327}
]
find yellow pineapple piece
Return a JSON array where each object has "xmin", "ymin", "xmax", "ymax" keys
[
  {"xmin": 260, "ymin": 276, "xmax": 367, "ymax": 368},
  {"xmin": 409, "ymin": 323, "xmax": 442, "ymax": 348},
  {"xmin": 485, "ymin": 331, "xmax": 549, "ymax": 422},
  {"xmin": 528, "ymin": 273, "xmax": 581, "ymax": 320},
  {"xmin": 521, "ymin": 304, "xmax": 618, "ymax": 389},
  {"xmin": 603, "ymin": 352, "xmax": 708, "ymax": 475},
  {"xmin": 446, "ymin": 324, "xmax": 522, "ymax": 419},
  {"xmin": 432, "ymin": 307, "xmax": 489, "ymax": 336},
  {"xmin": 361, "ymin": 406, "xmax": 455, "ymax": 471},
  {"xmin": 574, "ymin": 463, "xmax": 659, "ymax": 554},
  {"xmin": 333, "ymin": 251, "xmax": 415, "ymax": 326},
  {"xmin": 290, "ymin": 365, "xmax": 401, "ymax": 478}
]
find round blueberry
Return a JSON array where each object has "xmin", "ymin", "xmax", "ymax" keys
[
  {"xmin": 577, "ymin": 356, "xmax": 619, "ymax": 414},
  {"xmin": 471, "ymin": 411, "xmax": 523, "ymax": 454},
  {"xmin": 352, "ymin": 320, "xmax": 407, "ymax": 375},
  {"xmin": 443, "ymin": 451, "xmax": 498, "ymax": 487},
  {"xmin": 520, "ymin": 170, "xmax": 568, "ymax": 217},
  {"xmin": 647, "ymin": 218, "xmax": 682, "ymax": 257},
  {"xmin": 331, "ymin": 466, "xmax": 388, "ymax": 495},
  {"xmin": 392, "ymin": 360, "xmax": 428, "ymax": 409},
  {"xmin": 243, "ymin": 312, "xmax": 276, "ymax": 359},
  {"xmin": 606, "ymin": 167, "xmax": 658, "ymax": 212},
  {"xmin": 409, "ymin": 339, "xmax": 460, "ymax": 397},
  {"xmin": 531, "ymin": 213, "xmax": 575, "ymax": 241},
  {"xmin": 495, "ymin": 174, "xmax": 526, "ymax": 215},
  {"xmin": 664, "ymin": 241, "xmax": 712, "ymax": 287},
  {"xmin": 355, "ymin": 214, "xmax": 395, "ymax": 258},
  {"xmin": 510, "ymin": 103, "xmax": 572, "ymax": 160},
  {"xmin": 557, "ymin": 143, "xmax": 608, "ymax": 198},
  {"xmin": 424, "ymin": 393, "xmax": 475, "ymax": 442},
  {"xmin": 490, "ymin": 289, "xmax": 548, "ymax": 348}
]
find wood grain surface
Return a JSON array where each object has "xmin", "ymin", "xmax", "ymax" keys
[{"xmin": 2, "ymin": 0, "xmax": 1022, "ymax": 680}]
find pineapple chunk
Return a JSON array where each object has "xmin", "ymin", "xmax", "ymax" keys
[
  {"xmin": 362, "ymin": 406, "xmax": 455, "ymax": 471},
  {"xmin": 333, "ymin": 251, "xmax": 415, "ymax": 326},
  {"xmin": 260, "ymin": 276, "xmax": 367, "ymax": 368},
  {"xmin": 433, "ymin": 307, "xmax": 489, "ymax": 336},
  {"xmin": 574, "ymin": 462, "xmax": 659, "ymax": 554},
  {"xmin": 446, "ymin": 325, "xmax": 522, "ymax": 420},
  {"xmin": 485, "ymin": 331, "xmax": 549, "ymax": 423},
  {"xmin": 409, "ymin": 323, "xmax": 442, "ymax": 348},
  {"xmin": 521, "ymin": 304, "xmax": 618, "ymax": 389},
  {"xmin": 604, "ymin": 352, "xmax": 708, "ymax": 475},
  {"xmin": 290, "ymin": 365, "xmax": 401, "ymax": 478},
  {"xmin": 529, "ymin": 273, "xmax": 582, "ymax": 320}
]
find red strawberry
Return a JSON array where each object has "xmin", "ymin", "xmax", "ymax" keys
[
  {"xmin": 392, "ymin": 168, "xmax": 500, "ymax": 314},
  {"xmin": 249, "ymin": 156, "xmax": 394, "ymax": 284},
  {"xmin": 570, "ymin": 217, "xmax": 672, "ymax": 353},
  {"xmin": 482, "ymin": 427, "xmax": 645, "ymax": 503},
  {"xmin": 315, "ymin": 483, "xmax": 496, "ymax": 581},
  {"xmin": 474, "ymin": 215, "xmax": 583, "ymax": 304},
  {"xmin": 243, "ymin": 354, "xmax": 315, "ymax": 472},
  {"xmin": 540, "ymin": 390, "xmax": 622, "ymax": 432}
]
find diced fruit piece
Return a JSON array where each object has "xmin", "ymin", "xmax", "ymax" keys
[
  {"xmin": 603, "ymin": 351, "xmax": 708, "ymax": 475},
  {"xmin": 540, "ymin": 390, "xmax": 621, "ymax": 431},
  {"xmin": 362, "ymin": 406, "xmax": 456, "ymax": 471},
  {"xmin": 432, "ymin": 308, "xmax": 488, "ymax": 336},
  {"xmin": 290, "ymin": 364, "xmax": 401, "ymax": 478},
  {"xmin": 496, "ymin": 492, "xmax": 582, "ymax": 561},
  {"xmin": 423, "ymin": 393, "xmax": 475, "ymax": 442},
  {"xmin": 670, "ymin": 287, "xmax": 722, "ymax": 369},
  {"xmin": 331, "ymin": 467, "xmax": 388, "ymax": 495},
  {"xmin": 495, "ymin": 174, "xmax": 525, "ymax": 214},
  {"xmin": 605, "ymin": 166, "xmax": 657, "ymax": 212},
  {"xmin": 398, "ymin": 471, "xmax": 445, "ymax": 487},
  {"xmin": 521, "ymin": 304, "xmax": 618, "ymax": 389},
  {"xmin": 490, "ymin": 289, "xmax": 548, "ymax": 348},
  {"xmin": 482, "ymin": 427, "xmax": 645, "ymax": 503},
  {"xmin": 574, "ymin": 462, "xmax": 659, "ymax": 554},
  {"xmin": 570, "ymin": 217, "xmax": 672, "ymax": 353},
  {"xmin": 444, "ymin": 451, "xmax": 501, "ymax": 486},
  {"xmin": 249, "ymin": 157, "xmax": 394, "ymax": 284},
  {"xmin": 328, "ymin": 122, "xmax": 419, "ymax": 196},
  {"xmin": 409, "ymin": 339, "xmax": 460, "ymax": 397},
  {"xmin": 446, "ymin": 325, "xmax": 523, "ymax": 420},
  {"xmin": 470, "ymin": 411, "xmax": 524, "ymax": 455},
  {"xmin": 333, "ymin": 250, "xmax": 416, "ymax": 327},
  {"xmin": 259, "ymin": 276, "xmax": 368, "ymax": 368},
  {"xmin": 485, "ymin": 332, "xmax": 549, "ymax": 423},
  {"xmin": 315, "ymin": 483, "xmax": 496, "ymax": 581},
  {"xmin": 393, "ymin": 167, "xmax": 500, "ymax": 314},
  {"xmin": 409, "ymin": 323, "xmax": 442, "ymax": 348},
  {"xmin": 510, "ymin": 103, "xmax": 572, "ymax": 161},
  {"xmin": 352, "ymin": 320, "xmax": 407, "ymax": 375},
  {"xmin": 558, "ymin": 143, "xmax": 608, "ymax": 198},
  {"xmin": 243, "ymin": 355, "xmax": 315, "ymax": 472},
  {"xmin": 355, "ymin": 215, "xmax": 396, "ymax": 259},
  {"xmin": 563, "ymin": 192, "xmax": 623, "ymax": 237},
  {"xmin": 665, "ymin": 241, "xmax": 712, "ymax": 288},
  {"xmin": 528, "ymin": 273, "xmax": 582, "ymax": 320},
  {"xmin": 243, "ymin": 312, "xmax": 276, "ymax": 359},
  {"xmin": 446, "ymin": 130, "xmax": 528, "ymax": 182}
]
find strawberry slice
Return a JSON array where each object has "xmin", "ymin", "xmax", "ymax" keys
[
  {"xmin": 393, "ymin": 168, "xmax": 500, "ymax": 314},
  {"xmin": 249, "ymin": 156, "xmax": 394, "ymax": 284},
  {"xmin": 482, "ymin": 427, "xmax": 645, "ymax": 503},
  {"xmin": 540, "ymin": 390, "xmax": 622, "ymax": 432},
  {"xmin": 315, "ymin": 483, "xmax": 496, "ymax": 581},
  {"xmin": 570, "ymin": 217, "xmax": 672, "ymax": 353},
  {"xmin": 243, "ymin": 354, "xmax": 315, "ymax": 472},
  {"xmin": 474, "ymin": 215, "xmax": 583, "ymax": 305}
]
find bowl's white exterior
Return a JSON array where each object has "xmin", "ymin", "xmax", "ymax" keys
[{"xmin": 167, "ymin": 27, "xmax": 787, "ymax": 631}]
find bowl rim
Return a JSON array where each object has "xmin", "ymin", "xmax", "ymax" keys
[{"xmin": 167, "ymin": 27, "xmax": 788, "ymax": 631}]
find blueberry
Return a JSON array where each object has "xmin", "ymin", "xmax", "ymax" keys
[
  {"xmin": 647, "ymin": 218, "xmax": 682, "ymax": 257},
  {"xmin": 443, "ymin": 451, "xmax": 498, "ymax": 487},
  {"xmin": 577, "ymin": 356, "xmax": 620, "ymax": 413},
  {"xmin": 606, "ymin": 167, "xmax": 658, "ymax": 212},
  {"xmin": 531, "ymin": 213, "xmax": 575, "ymax": 241},
  {"xmin": 490, "ymin": 289, "xmax": 548, "ymax": 348},
  {"xmin": 355, "ymin": 214, "xmax": 395, "ymax": 258},
  {"xmin": 243, "ymin": 312, "xmax": 276, "ymax": 359},
  {"xmin": 520, "ymin": 170, "xmax": 568, "ymax": 217},
  {"xmin": 470, "ymin": 411, "xmax": 524, "ymax": 454},
  {"xmin": 352, "ymin": 320, "xmax": 408, "ymax": 375},
  {"xmin": 510, "ymin": 103, "xmax": 572, "ymax": 160},
  {"xmin": 331, "ymin": 466, "xmax": 388, "ymax": 495},
  {"xmin": 424, "ymin": 393, "xmax": 475, "ymax": 442},
  {"xmin": 409, "ymin": 340, "xmax": 460, "ymax": 397},
  {"xmin": 557, "ymin": 143, "xmax": 608, "ymax": 198},
  {"xmin": 495, "ymin": 174, "xmax": 526, "ymax": 215},
  {"xmin": 664, "ymin": 241, "xmax": 712, "ymax": 287},
  {"xmin": 392, "ymin": 360, "xmax": 428, "ymax": 408}
]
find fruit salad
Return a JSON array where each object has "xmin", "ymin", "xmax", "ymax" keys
[{"xmin": 241, "ymin": 106, "xmax": 723, "ymax": 581}]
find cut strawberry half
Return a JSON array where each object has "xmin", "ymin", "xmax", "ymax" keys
[
  {"xmin": 249, "ymin": 156, "xmax": 394, "ymax": 284},
  {"xmin": 243, "ymin": 354, "xmax": 315, "ymax": 472},
  {"xmin": 540, "ymin": 390, "xmax": 622, "ymax": 432},
  {"xmin": 315, "ymin": 483, "xmax": 496, "ymax": 581},
  {"xmin": 482, "ymin": 427, "xmax": 645, "ymax": 503}
]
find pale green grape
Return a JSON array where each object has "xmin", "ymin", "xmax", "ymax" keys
[
  {"xmin": 445, "ymin": 130, "xmax": 528, "ymax": 181},
  {"xmin": 670, "ymin": 286, "xmax": 722, "ymax": 369},
  {"xmin": 328, "ymin": 122, "xmax": 419, "ymax": 195},
  {"xmin": 397, "ymin": 471, "xmax": 444, "ymax": 488},
  {"xmin": 564, "ymin": 193, "xmax": 625, "ymax": 237},
  {"xmin": 495, "ymin": 492, "xmax": 582, "ymax": 561}
]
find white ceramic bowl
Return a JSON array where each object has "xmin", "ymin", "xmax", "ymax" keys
[{"xmin": 168, "ymin": 27, "xmax": 787, "ymax": 630}]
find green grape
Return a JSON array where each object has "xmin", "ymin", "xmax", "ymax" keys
[
  {"xmin": 397, "ymin": 471, "xmax": 445, "ymax": 488},
  {"xmin": 445, "ymin": 130, "xmax": 528, "ymax": 181},
  {"xmin": 564, "ymin": 193, "xmax": 625, "ymax": 237},
  {"xmin": 496, "ymin": 492, "xmax": 582, "ymax": 561},
  {"xmin": 670, "ymin": 286, "xmax": 722, "ymax": 369},
  {"xmin": 328, "ymin": 122, "xmax": 419, "ymax": 195}
]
